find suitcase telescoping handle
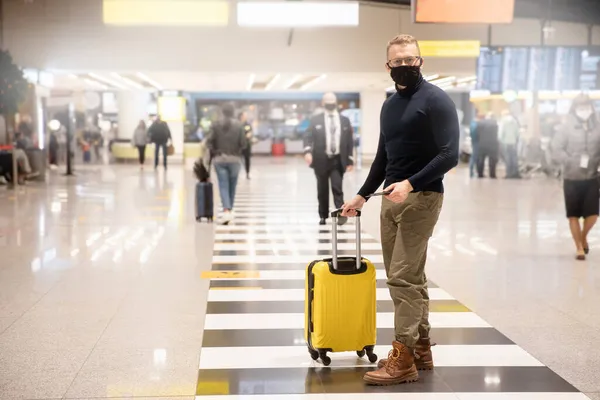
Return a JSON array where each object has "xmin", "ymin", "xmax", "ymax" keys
[{"xmin": 330, "ymin": 208, "xmax": 362, "ymax": 270}]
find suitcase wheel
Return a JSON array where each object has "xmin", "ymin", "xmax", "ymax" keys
[
  {"xmin": 357, "ymin": 350, "xmax": 366, "ymax": 358},
  {"xmin": 308, "ymin": 349, "xmax": 319, "ymax": 361},
  {"xmin": 318, "ymin": 351, "xmax": 331, "ymax": 366},
  {"xmin": 365, "ymin": 346, "xmax": 378, "ymax": 363}
]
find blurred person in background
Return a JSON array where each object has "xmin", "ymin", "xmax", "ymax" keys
[
  {"xmin": 304, "ymin": 92, "xmax": 354, "ymax": 226},
  {"xmin": 476, "ymin": 111, "xmax": 499, "ymax": 178},
  {"xmin": 148, "ymin": 115, "xmax": 172, "ymax": 170},
  {"xmin": 239, "ymin": 111, "xmax": 253, "ymax": 179},
  {"xmin": 498, "ymin": 109, "xmax": 521, "ymax": 179},
  {"xmin": 48, "ymin": 129, "xmax": 59, "ymax": 168},
  {"xmin": 469, "ymin": 112, "xmax": 482, "ymax": 178},
  {"xmin": 552, "ymin": 93, "xmax": 600, "ymax": 261},
  {"xmin": 207, "ymin": 103, "xmax": 247, "ymax": 225},
  {"xmin": 132, "ymin": 120, "xmax": 148, "ymax": 169},
  {"xmin": 17, "ymin": 115, "xmax": 33, "ymax": 143}
]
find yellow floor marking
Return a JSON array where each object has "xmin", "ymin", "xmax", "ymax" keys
[
  {"xmin": 196, "ymin": 381, "xmax": 230, "ymax": 395},
  {"xmin": 201, "ymin": 271, "xmax": 260, "ymax": 279},
  {"xmin": 430, "ymin": 303, "xmax": 470, "ymax": 312}
]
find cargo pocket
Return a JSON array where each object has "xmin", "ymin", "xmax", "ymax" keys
[{"xmin": 400, "ymin": 192, "xmax": 443, "ymax": 240}]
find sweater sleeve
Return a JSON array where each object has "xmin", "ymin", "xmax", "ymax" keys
[
  {"xmin": 407, "ymin": 91, "xmax": 460, "ymax": 190},
  {"xmin": 357, "ymin": 131, "xmax": 387, "ymax": 199},
  {"xmin": 551, "ymin": 124, "xmax": 569, "ymax": 164}
]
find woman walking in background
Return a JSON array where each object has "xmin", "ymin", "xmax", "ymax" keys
[
  {"xmin": 132, "ymin": 120, "xmax": 148, "ymax": 169},
  {"xmin": 553, "ymin": 93, "xmax": 600, "ymax": 260},
  {"xmin": 207, "ymin": 103, "xmax": 247, "ymax": 225}
]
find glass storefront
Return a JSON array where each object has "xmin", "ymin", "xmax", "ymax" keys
[{"xmin": 187, "ymin": 92, "xmax": 360, "ymax": 154}]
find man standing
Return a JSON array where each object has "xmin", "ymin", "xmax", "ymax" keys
[
  {"xmin": 239, "ymin": 111, "xmax": 253, "ymax": 179},
  {"xmin": 476, "ymin": 112, "xmax": 499, "ymax": 178},
  {"xmin": 498, "ymin": 109, "xmax": 521, "ymax": 179},
  {"xmin": 342, "ymin": 34, "xmax": 459, "ymax": 386},
  {"xmin": 148, "ymin": 115, "xmax": 172, "ymax": 170},
  {"xmin": 304, "ymin": 92, "xmax": 355, "ymax": 225},
  {"xmin": 469, "ymin": 112, "xmax": 482, "ymax": 178}
]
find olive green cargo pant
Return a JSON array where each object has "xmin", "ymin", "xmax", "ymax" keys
[{"xmin": 380, "ymin": 192, "xmax": 443, "ymax": 349}]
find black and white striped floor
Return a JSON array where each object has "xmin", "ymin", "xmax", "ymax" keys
[{"xmin": 196, "ymin": 179, "xmax": 588, "ymax": 399}]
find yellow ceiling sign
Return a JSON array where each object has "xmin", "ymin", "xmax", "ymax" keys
[
  {"xmin": 158, "ymin": 96, "xmax": 186, "ymax": 122},
  {"xmin": 202, "ymin": 270, "xmax": 261, "ymax": 279},
  {"xmin": 103, "ymin": 0, "xmax": 229, "ymax": 26},
  {"xmin": 419, "ymin": 41, "xmax": 481, "ymax": 58}
]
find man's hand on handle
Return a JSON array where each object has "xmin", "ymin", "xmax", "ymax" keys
[
  {"xmin": 384, "ymin": 180, "xmax": 413, "ymax": 204},
  {"xmin": 341, "ymin": 195, "xmax": 366, "ymax": 217},
  {"xmin": 346, "ymin": 165, "xmax": 354, "ymax": 173}
]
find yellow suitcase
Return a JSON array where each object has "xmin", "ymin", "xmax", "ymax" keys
[{"xmin": 304, "ymin": 209, "xmax": 378, "ymax": 366}]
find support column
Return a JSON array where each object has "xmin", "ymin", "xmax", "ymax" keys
[
  {"xmin": 360, "ymin": 90, "xmax": 386, "ymax": 162},
  {"xmin": 118, "ymin": 91, "xmax": 150, "ymax": 139}
]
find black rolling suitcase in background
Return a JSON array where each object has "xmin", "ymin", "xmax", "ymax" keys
[
  {"xmin": 193, "ymin": 149, "xmax": 213, "ymax": 222},
  {"xmin": 195, "ymin": 182, "xmax": 213, "ymax": 222}
]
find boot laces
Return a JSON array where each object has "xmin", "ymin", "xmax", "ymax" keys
[{"xmin": 385, "ymin": 346, "xmax": 406, "ymax": 372}]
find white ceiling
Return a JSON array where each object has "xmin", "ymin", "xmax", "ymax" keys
[{"xmin": 48, "ymin": 70, "xmax": 473, "ymax": 93}]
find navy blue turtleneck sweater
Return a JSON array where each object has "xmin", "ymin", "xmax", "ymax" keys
[{"xmin": 358, "ymin": 77, "xmax": 459, "ymax": 199}]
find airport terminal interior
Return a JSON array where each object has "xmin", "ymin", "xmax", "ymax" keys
[{"xmin": 2, "ymin": 0, "xmax": 600, "ymax": 399}]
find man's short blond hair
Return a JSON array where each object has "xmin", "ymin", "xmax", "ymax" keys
[{"xmin": 386, "ymin": 34, "xmax": 421, "ymax": 58}]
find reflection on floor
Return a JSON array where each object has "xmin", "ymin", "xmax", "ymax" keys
[
  {"xmin": 0, "ymin": 157, "xmax": 597, "ymax": 400},
  {"xmin": 196, "ymin": 170, "xmax": 588, "ymax": 399}
]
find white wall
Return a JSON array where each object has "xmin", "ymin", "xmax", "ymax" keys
[
  {"xmin": 118, "ymin": 91, "xmax": 149, "ymax": 141},
  {"xmin": 4, "ymin": 0, "xmax": 598, "ymax": 75},
  {"xmin": 360, "ymin": 90, "xmax": 386, "ymax": 160}
]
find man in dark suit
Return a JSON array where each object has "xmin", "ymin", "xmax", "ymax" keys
[
  {"xmin": 304, "ymin": 92, "xmax": 355, "ymax": 225},
  {"xmin": 148, "ymin": 115, "xmax": 172, "ymax": 170},
  {"xmin": 476, "ymin": 112, "xmax": 499, "ymax": 178}
]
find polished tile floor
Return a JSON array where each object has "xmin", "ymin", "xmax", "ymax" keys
[{"xmin": 0, "ymin": 157, "xmax": 598, "ymax": 400}]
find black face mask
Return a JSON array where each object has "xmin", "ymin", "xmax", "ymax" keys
[
  {"xmin": 390, "ymin": 66, "xmax": 422, "ymax": 88},
  {"xmin": 324, "ymin": 103, "xmax": 337, "ymax": 111}
]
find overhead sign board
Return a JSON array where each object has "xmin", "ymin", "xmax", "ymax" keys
[
  {"xmin": 413, "ymin": 0, "xmax": 514, "ymax": 24},
  {"xmin": 419, "ymin": 41, "xmax": 481, "ymax": 58}
]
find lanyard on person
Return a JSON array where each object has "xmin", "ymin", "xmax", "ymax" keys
[{"xmin": 581, "ymin": 118, "xmax": 591, "ymax": 169}]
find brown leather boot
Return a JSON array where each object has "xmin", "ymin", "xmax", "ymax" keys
[
  {"xmin": 377, "ymin": 337, "xmax": 435, "ymax": 371},
  {"xmin": 363, "ymin": 341, "xmax": 419, "ymax": 386}
]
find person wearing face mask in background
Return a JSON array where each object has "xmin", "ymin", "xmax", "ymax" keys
[
  {"xmin": 304, "ymin": 92, "xmax": 355, "ymax": 226},
  {"xmin": 341, "ymin": 34, "xmax": 459, "ymax": 386},
  {"xmin": 552, "ymin": 94, "xmax": 600, "ymax": 261}
]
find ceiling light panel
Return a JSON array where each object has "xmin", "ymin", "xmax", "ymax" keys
[
  {"xmin": 237, "ymin": 1, "xmax": 359, "ymax": 27},
  {"xmin": 88, "ymin": 73, "xmax": 127, "ymax": 89},
  {"xmin": 300, "ymin": 74, "xmax": 327, "ymax": 90},
  {"xmin": 246, "ymin": 74, "xmax": 256, "ymax": 90},
  {"xmin": 284, "ymin": 75, "xmax": 303, "ymax": 90},
  {"xmin": 111, "ymin": 73, "xmax": 146, "ymax": 90},
  {"xmin": 136, "ymin": 72, "xmax": 163, "ymax": 90},
  {"xmin": 83, "ymin": 78, "xmax": 108, "ymax": 90},
  {"xmin": 103, "ymin": 0, "xmax": 229, "ymax": 26},
  {"xmin": 265, "ymin": 74, "xmax": 281, "ymax": 91}
]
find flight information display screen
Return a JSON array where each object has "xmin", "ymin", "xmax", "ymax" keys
[{"xmin": 476, "ymin": 46, "xmax": 600, "ymax": 92}]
